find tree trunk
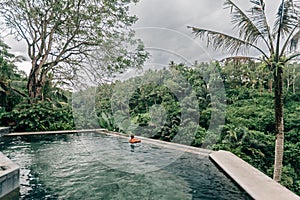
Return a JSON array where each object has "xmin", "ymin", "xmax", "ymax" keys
[
  {"xmin": 273, "ymin": 66, "xmax": 284, "ymax": 182},
  {"xmin": 27, "ymin": 64, "xmax": 45, "ymax": 103}
]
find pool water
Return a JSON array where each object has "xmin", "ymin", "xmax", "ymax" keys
[{"xmin": 0, "ymin": 133, "xmax": 252, "ymax": 200}]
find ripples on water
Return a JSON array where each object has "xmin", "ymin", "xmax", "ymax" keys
[{"xmin": 0, "ymin": 133, "xmax": 252, "ymax": 200}]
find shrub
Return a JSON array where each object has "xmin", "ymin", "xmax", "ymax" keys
[{"xmin": 0, "ymin": 101, "xmax": 75, "ymax": 132}]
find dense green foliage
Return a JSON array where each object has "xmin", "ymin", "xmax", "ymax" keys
[
  {"xmin": 0, "ymin": 39, "xmax": 27, "ymax": 111},
  {"xmin": 0, "ymin": 101, "xmax": 75, "ymax": 132},
  {"xmin": 215, "ymin": 90, "xmax": 300, "ymax": 194},
  {"xmin": 92, "ymin": 61, "xmax": 300, "ymax": 195}
]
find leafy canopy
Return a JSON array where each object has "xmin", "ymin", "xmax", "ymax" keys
[{"xmin": 0, "ymin": 0, "xmax": 147, "ymax": 87}]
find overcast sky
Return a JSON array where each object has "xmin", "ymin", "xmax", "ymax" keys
[
  {"xmin": 129, "ymin": 0, "xmax": 281, "ymax": 64},
  {"xmin": 3, "ymin": 0, "xmax": 282, "ymax": 74},
  {"xmin": 129, "ymin": 0, "xmax": 231, "ymax": 66}
]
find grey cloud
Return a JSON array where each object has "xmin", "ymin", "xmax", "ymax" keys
[
  {"xmin": 131, "ymin": 0, "xmax": 283, "ymax": 65},
  {"xmin": 130, "ymin": 0, "xmax": 236, "ymax": 65}
]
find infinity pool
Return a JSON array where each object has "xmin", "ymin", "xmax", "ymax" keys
[{"xmin": 0, "ymin": 133, "xmax": 252, "ymax": 199}]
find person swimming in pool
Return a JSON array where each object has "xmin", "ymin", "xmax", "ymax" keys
[{"xmin": 129, "ymin": 134, "xmax": 141, "ymax": 143}]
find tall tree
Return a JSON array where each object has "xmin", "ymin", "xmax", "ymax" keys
[
  {"xmin": 188, "ymin": 0, "xmax": 300, "ymax": 182},
  {"xmin": 0, "ymin": 0, "xmax": 147, "ymax": 102}
]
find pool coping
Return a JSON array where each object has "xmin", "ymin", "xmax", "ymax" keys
[
  {"xmin": 3, "ymin": 128, "xmax": 107, "ymax": 136},
  {"xmin": 99, "ymin": 130, "xmax": 213, "ymax": 156},
  {"xmin": 209, "ymin": 150, "xmax": 300, "ymax": 200}
]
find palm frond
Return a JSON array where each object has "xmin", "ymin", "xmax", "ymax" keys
[
  {"xmin": 220, "ymin": 56, "xmax": 263, "ymax": 63},
  {"xmin": 248, "ymin": 0, "xmax": 267, "ymax": 33},
  {"xmin": 285, "ymin": 27, "xmax": 300, "ymax": 53},
  {"xmin": 187, "ymin": 26, "xmax": 268, "ymax": 58},
  {"xmin": 286, "ymin": 51, "xmax": 300, "ymax": 62},
  {"xmin": 248, "ymin": 0, "xmax": 274, "ymax": 52},
  {"xmin": 224, "ymin": 0, "xmax": 271, "ymax": 51},
  {"xmin": 273, "ymin": 0, "xmax": 299, "ymax": 37}
]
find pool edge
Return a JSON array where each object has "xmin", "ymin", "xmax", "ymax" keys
[
  {"xmin": 209, "ymin": 150, "xmax": 300, "ymax": 200},
  {"xmin": 0, "ymin": 127, "xmax": 10, "ymax": 137},
  {"xmin": 100, "ymin": 130, "xmax": 213, "ymax": 156},
  {"xmin": 0, "ymin": 152, "xmax": 20, "ymax": 200}
]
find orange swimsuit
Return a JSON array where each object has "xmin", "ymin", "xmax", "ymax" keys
[{"xmin": 129, "ymin": 138, "xmax": 141, "ymax": 143}]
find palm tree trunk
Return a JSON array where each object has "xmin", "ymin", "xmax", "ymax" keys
[{"xmin": 273, "ymin": 66, "xmax": 284, "ymax": 182}]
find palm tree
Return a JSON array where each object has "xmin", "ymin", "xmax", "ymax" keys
[{"xmin": 188, "ymin": 0, "xmax": 300, "ymax": 182}]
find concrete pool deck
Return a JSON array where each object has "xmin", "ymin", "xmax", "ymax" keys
[
  {"xmin": 2, "ymin": 129, "xmax": 300, "ymax": 199},
  {"xmin": 210, "ymin": 150, "xmax": 300, "ymax": 200}
]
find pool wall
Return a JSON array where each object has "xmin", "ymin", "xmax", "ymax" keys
[
  {"xmin": 0, "ymin": 152, "xmax": 20, "ymax": 200},
  {"xmin": 0, "ymin": 127, "xmax": 20, "ymax": 200},
  {"xmin": 0, "ymin": 127, "xmax": 9, "ymax": 137}
]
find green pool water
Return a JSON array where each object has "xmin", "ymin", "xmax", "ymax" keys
[{"xmin": 0, "ymin": 133, "xmax": 252, "ymax": 200}]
